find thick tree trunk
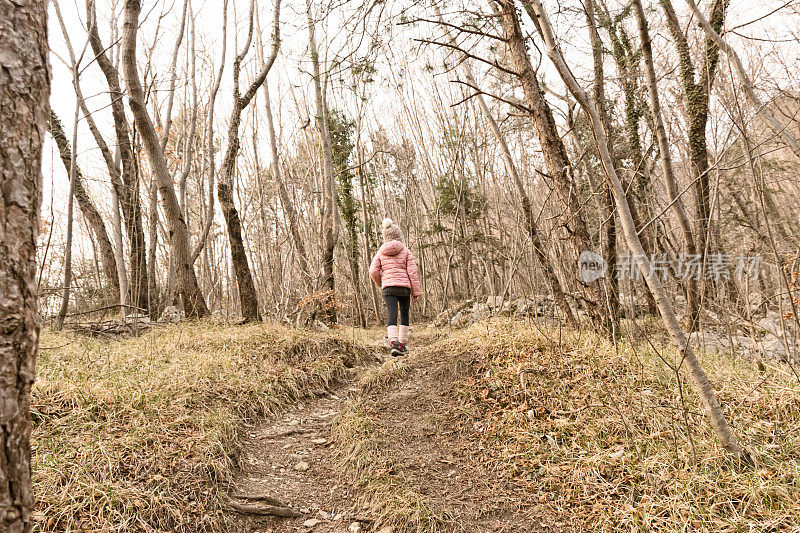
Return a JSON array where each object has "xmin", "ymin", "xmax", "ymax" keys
[
  {"xmin": 218, "ymin": 101, "xmax": 262, "ymax": 322},
  {"xmin": 121, "ymin": 0, "xmax": 209, "ymax": 318},
  {"xmin": 498, "ymin": 0, "xmax": 610, "ymax": 332},
  {"xmin": 217, "ymin": 181, "xmax": 261, "ymax": 321},
  {"xmin": 48, "ymin": 111, "xmax": 121, "ymax": 304},
  {"xmin": 527, "ymin": 0, "xmax": 750, "ymax": 461},
  {"xmin": 0, "ymin": 0, "xmax": 49, "ymax": 529}
]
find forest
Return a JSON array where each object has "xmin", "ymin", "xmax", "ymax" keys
[{"xmin": 1, "ymin": 0, "xmax": 799, "ymax": 530}]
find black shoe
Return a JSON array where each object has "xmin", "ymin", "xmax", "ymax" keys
[
  {"xmin": 398, "ymin": 342, "xmax": 409, "ymax": 355},
  {"xmin": 390, "ymin": 341, "xmax": 403, "ymax": 357}
]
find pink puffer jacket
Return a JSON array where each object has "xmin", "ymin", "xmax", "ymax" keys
[{"xmin": 369, "ymin": 240, "xmax": 421, "ymax": 298}]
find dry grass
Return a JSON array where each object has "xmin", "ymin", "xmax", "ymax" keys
[
  {"xmin": 331, "ymin": 403, "xmax": 453, "ymax": 532},
  {"xmin": 33, "ymin": 317, "xmax": 800, "ymax": 532},
  {"xmin": 434, "ymin": 318, "xmax": 800, "ymax": 532},
  {"xmin": 358, "ymin": 359, "xmax": 411, "ymax": 392},
  {"xmin": 32, "ymin": 321, "xmax": 371, "ymax": 532}
]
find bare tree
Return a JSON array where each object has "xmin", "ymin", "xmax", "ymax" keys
[
  {"xmin": 122, "ymin": 0, "xmax": 209, "ymax": 317},
  {"xmin": 217, "ymin": 0, "xmax": 282, "ymax": 322},
  {"xmin": 263, "ymin": 83, "xmax": 313, "ymax": 291},
  {"xmin": 52, "ymin": 0, "xmax": 89, "ymax": 329},
  {"xmin": 53, "ymin": 100, "xmax": 77, "ymax": 332},
  {"xmin": 436, "ymin": 11, "xmax": 577, "ymax": 326},
  {"xmin": 49, "ymin": 111, "xmax": 121, "ymax": 305},
  {"xmin": 190, "ymin": 0, "xmax": 228, "ymax": 268},
  {"xmin": 633, "ymin": 0, "xmax": 695, "ymax": 269},
  {"xmin": 659, "ymin": 0, "xmax": 729, "ymax": 328},
  {"xmin": 86, "ymin": 0, "xmax": 150, "ymax": 313},
  {"xmin": 496, "ymin": 0, "xmax": 613, "ymax": 333},
  {"xmin": 307, "ymin": 0, "xmax": 339, "ymax": 323},
  {"xmin": 525, "ymin": 0, "xmax": 749, "ymax": 461},
  {"xmin": 684, "ymin": 0, "xmax": 800, "ymax": 158}
]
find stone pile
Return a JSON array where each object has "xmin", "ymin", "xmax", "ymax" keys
[
  {"xmin": 688, "ymin": 310, "xmax": 799, "ymax": 363},
  {"xmin": 428, "ymin": 295, "xmax": 556, "ymax": 328}
]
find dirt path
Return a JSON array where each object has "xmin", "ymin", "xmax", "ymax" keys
[
  {"xmin": 227, "ymin": 370, "xmax": 373, "ymax": 533},
  {"xmin": 226, "ymin": 333, "xmax": 561, "ymax": 532}
]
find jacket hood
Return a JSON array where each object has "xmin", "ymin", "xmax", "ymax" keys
[{"xmin": 381, "ymin": 240, "xmax": 405, "ymax": 256}]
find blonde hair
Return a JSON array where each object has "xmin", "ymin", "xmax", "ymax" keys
[{"xmin": 381, "ymin": 218, "xmax": 402, "ymax": 242}]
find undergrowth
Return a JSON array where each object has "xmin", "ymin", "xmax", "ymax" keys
[
  {"xmin": 435, "ymin": 319, "xmax": 800, "ymax": 532},
  {"xmin": 32, "ymin": 321, "xmax": 371, "ymax": 532}
]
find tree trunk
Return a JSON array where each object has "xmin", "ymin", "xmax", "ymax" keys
[
  {"xmin": 122, "ymin": 0, "xmax": 209, "ymax": 318},
  {"xmin": 217, "ymin": 0, "xmax": 281, "ymax": 322},
  {"xmin": 356, "ymin": 142, "xmax": 380, "ymax": 320},
  {"xmin": 307, "ymin": 0, "xmax": 338, "ymax": 324},
  {"xmin": 585, "ymin": 0, "xmax": 620, "ymax": 329},
  {"xmin": 684, "ymin": 0, "xmax": 800, "ymax": 158},
  {"xmin": 633, "ymin": 0, "xmax": 696, "ymax": 274},
  {"xmin": 264, "ymin": 84, "xmax": 313, "ymax": 294},
  {"xmin": 0, "ymin": 0, "xmax": 49, "ymax": 528},
  {"xmin": 147, "ymin": 174, "xmax": 159, "ymax": 314},
  {"xmin": 442, "ymin": 18, "xmax": 576, "ymax": 325},
  {"xmin": 54, "ymin": 102, "xmax": 79, "ymax": 330},
  {"xmin": 48, "ymin": 111, "xmax": 121, "ymax": 304},
  {"xmin": 659, "ymin": 0, "xmax": 729, "ymax": 328},
  {"xmin": 190, "ymin": 0, "xmax": 228, "ymax": 268},
  {"xmin": 527, "ymin": 0, "xmax": 750, "ymax": 461},
  {"xmin": 86, "ymin": 0, "xmax": 149, "ymax": 313},
  {"xmin": 111, "ymin": 182, "xmax": 130, "ymax": 307},
  {"xmin": 498, "ymin": 0, "xmax": 609, "ymax": 332}
]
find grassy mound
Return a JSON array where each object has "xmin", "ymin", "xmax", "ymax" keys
[
  {"xmin": 32, "ymin": 321, "xmax": 371, "ymax": 532},
  {"xmin": 438, "ymin": 319, "xmax": 800, "ymax": 532}
]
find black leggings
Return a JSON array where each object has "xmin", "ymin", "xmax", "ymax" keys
[{"xmin": 384, "ymin": 294, "xmax": 411, "ymax": 326}]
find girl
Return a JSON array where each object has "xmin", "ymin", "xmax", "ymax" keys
[{"xmin": 369, "ymin": 218, "xmax": 421, "ymax": 356}]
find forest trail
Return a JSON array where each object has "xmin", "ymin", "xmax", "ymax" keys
[{"xmin": 226, "ymin": 331, "xmax": 561, "ymax": 532}]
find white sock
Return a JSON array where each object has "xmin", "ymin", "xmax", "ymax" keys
[
  {"xmin": 399, "ymin": 325, "xmax": 410, "ymax": 344},
  {"xmin": 387, "ymin": 325, "xmax": 399, "ymax": 342}
]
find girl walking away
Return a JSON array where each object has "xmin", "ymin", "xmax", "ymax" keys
[{"xmin": 369, "ymin": 218, "xmax": 421, "ymax": 356}]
